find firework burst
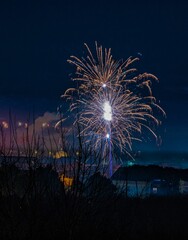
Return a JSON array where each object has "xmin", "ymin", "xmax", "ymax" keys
[{"xmin": 60, "ymin": 43, "xmax": 165, "ymax": 163}]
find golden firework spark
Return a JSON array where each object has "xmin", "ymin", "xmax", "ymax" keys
[{"xmin": 61, "ymin": 43, "xmax": 165, "ymax": 157}]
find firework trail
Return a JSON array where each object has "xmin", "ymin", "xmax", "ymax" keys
[{"xmin": 59, "ymin": 43, "xmax": 165, "ymax": 169}]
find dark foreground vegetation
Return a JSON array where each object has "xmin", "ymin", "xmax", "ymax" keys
[
  {"xmin": 1, "ymin": 164, "xmax": 188, "ymax": 240},
  {"xmin": 0, "ymin": 119, "xmax": 188, "ymax": 240}
]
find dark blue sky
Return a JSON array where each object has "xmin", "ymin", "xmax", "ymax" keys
[{"xmin": 0, "ymin": 0, "xmax": 188, "ymax": 152}]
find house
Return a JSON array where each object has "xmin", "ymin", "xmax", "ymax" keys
[{"xmin": 111, "ymin": 165, "xmax": 181, "ymax": 197}]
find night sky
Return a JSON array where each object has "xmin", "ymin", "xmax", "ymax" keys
[{"xmin": 0, "ymin": 0, "xmax": 188, "ymax": 152}]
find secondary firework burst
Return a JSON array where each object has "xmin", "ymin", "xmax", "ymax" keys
[{"xmin": 61, "ymin": 42, "xmax": 165, "ymax": 160}]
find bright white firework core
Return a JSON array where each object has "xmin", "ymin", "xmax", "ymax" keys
[
  {"xmin": 102, "ymin": 83, "xmax": 106, "ymax": 88},
  {"xmin": 106, "ymin": 133, "xmax": 110, "ymax": 139},
  {"xmin": 103, "ymin": 101, "xmax": 112, "ymax": 121}
]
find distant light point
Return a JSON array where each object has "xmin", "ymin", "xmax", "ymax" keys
[{"xmin": 106, "ymin": 133, "xmax": 110, "ymax": 139}]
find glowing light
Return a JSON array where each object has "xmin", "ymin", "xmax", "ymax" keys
[
  {"xmin": 106, "ymin": 133, "xmax": 110, "ymax": 139},
  {"xmin": 54, "ymin": 151, "xmax": 68, "ymax": 159},
  {"xmin": 103, "ymin": 101, "xmax": 112, "ymax": 121},
  {"xmin": 2, "ymin": 121, "xmax": 8, "ymax": 129},
  {"xmin": 18, "ymin": 121, "xmax": 22, "ymax": 127},
  {"xmin": 102, "ymin": 83, "xmax": 106, "ymax": 88},
  {"xmin": 60, "ymin": 174, "xmax": 73, "ymax": 187},
  {"xmin": 42, "ymin": 122, "xmax": 49, "ymax": 128}
]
